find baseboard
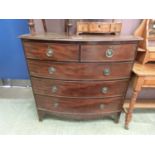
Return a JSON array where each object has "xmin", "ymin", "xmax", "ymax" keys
[{"xmin": 0, "ymin": 79, "xmax": 31, "ymax": 87}]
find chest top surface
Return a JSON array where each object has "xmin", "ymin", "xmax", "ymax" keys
[{"xmin": 20, "ymin": 33, "xmax": 142, "ymax": 43}]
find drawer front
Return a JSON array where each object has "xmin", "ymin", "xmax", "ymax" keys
[
  {"xmin": 36, "ymin": 95, "xmax": 124, "ymax": 114},
  {"xmin": 110, "ymin": 23, "xmax": 122, "ymax": 32},
  {"xmin": 31, "ymin": 77, "xmax": 129, "ymax": 98},
  {"xmin": 89, "ymin": 23, "xmax": 110, "ymax": 33},
  {"xmin": 28, "ymin": 60, "xmax": 133, "ymax": 80},
  {"xmin": 77, "ymin": 23, "xmax": 89, "ymax": 33},
  {"xmin": 23, "ymin": 41, "xmax": 79, "ymax": 61},
  {"xmin": 81, "ymin": 44, "xmax": 137, "ymax": 62}
]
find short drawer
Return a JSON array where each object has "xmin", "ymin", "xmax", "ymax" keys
[
  {"xmin": 89, "ymin": 23, "xmax": 110, "ymax": 33},
  {"xmin": 81, "ymin": 44, "xmax": 137, "ymax": 62},
  {"xmin": 31, "ymin": 77, "xmax": 129, "ymax": 98},
  {"xmin": 28, "ymin": 60, "xmax": 133, "ymax": 80},
  {"xmin": 35, "ymin": 95, "xmax": 124, "ymax": 114},
  {"xmin": 23, "ymin": 41, "xmax": 79, "ymax": 61}
]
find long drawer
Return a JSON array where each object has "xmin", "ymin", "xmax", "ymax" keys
[
  {"xmin": 28, "ymin": 60, "xmax": 133, "ymax": 80},
  {"xmin": 81, "ymin": 44, "xmax": 137, "ymax": 62},
  {"xmin": 23, "ymin": 41, "xmax": 79, "ymax": 61},
  {"xmin": 31, "ymin": 77, "xmax": 129, "ymax": 98},
  {"xmin": 35, "ymin": 95, "xmax": 124, "ymax": 114}
]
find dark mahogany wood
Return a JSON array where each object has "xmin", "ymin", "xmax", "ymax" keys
[
  {"xmin": 31, "ymin": 77, "xmax": 129, "ymax": 98},
  {"xmin": 23, "ymin": 41, "xmax": 79, "ymax": 61},
  {"xmin": 81, "ymin": 44, "xmax": 137, "ymax": 62},
  {"xmin": 20, "ymin": 33, "xmax": 142, "ymax": 42},
  {"xmin": 28, "ymin": 60, "xmax": 133, "ymax": 80},
  {"xmin": 37, "ymin": 109, "xmax": 121, "ymax": 120},
  {"xmin": 20, "ymin": 32, "xmax": 141, "ymax": 123},
  {"xmin": 36, "ymin": 95, "xmax": 123, "ymax": 120}
]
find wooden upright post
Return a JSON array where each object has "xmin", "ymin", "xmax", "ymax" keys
[{"xmin": 28, "ymin": 19, "xmax": 35, "ymax": 34}]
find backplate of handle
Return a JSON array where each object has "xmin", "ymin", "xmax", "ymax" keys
[
  {"xmin": 106, "ymin": 48, "xmax": 113, "ymax": 58},
  {"xmin": 103, "ymin": 68, "xmax": 110, "ymax": 76},
  {"xmin": 48, "ymin": 67, "xmax": 56, "ymax": 74},
  {"xmin": 100, "ymin": 104, "xmax": 105, "ymax": 109},
  {"xmin": 46, "ymin": 47, "xmax": 54, "ymax": 57},
  {"xmin": 53, "ymin": 102, "xmax": 59, "ymax": 108},
  {"xmin": 51, "ymin": 86, "xmax": 58, "ymax": 93},
  {"xmin": 101, "ymin": 87, "xmax": 108, "ymax": 94}
]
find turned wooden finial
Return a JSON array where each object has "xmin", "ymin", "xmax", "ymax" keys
[
  {"xmin": 42, "ymin": 19, "xmax": 47, "ymax": 32},
  {"xmin": 28, "ymin": 19, "xmax": 36, "ymax": 34},
  {"xmin": 65, "ymin": 19, "xmax": 73, "ymax": 35}
]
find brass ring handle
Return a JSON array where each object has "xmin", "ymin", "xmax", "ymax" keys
[
  {"xmin": 106, "ymin": 48, "xmax": 113, "ymax": 58},
  {"xmin": 103, "ymin": 68, "xmax": 110, "ymax": 76},
  {"xmin": 101, "ymin": 87, "xmax": 108, "ymax": 94},
  {"xmin": 51, "ymin": 86, "xmax": 58, "ymax": 93},
  {"xmin": 46, "ymin": 48, "xmax": 54, "ymax": 57},
  {"xmin": 48, "ymin": 67, "xmax": 56, "ymax": 74},
  {"xmin": 53, "ymin": 102, "xmax": 59, "ymax": 108},
  {"xmin": 100, "ymin": 104, "xmax": 105, "ymax": 109}
]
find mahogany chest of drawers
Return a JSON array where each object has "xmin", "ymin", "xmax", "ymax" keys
[{"xmin": 21, "ymin": 33, "xmax": 141, "ymax": 122}]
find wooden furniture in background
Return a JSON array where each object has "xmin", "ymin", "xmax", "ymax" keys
[
  {"xmin": 125, "ymin": 62, "xmax": 155, "ymax": 129},
  {"xmin": 77, "ymin": 22, "xmax": 122, "ymax": 35},
  {"xmin": 28, "ymin": 19, "xmax": 73, "ymax": 35},
  {"xmin": 28, "ymin": 19, "xmax": 36, "ymax": 34},
  {"xmin": 28, "ymin": 20, "xmax": 122, "ymax": 36},
  {"xmin": 64, "ymin": 19, "xmax": 73, "ymax": 35},
  {"xmin": 125, "ymin": 19, "xmax": 155, "ymax": 129},
  {"xmin": 28, "ymin": 19, "xmax": 47, "ymax": 34},
  {"xmin": 134, "ymin": 19, "xmax": 155, "ymax": 64},
  {"xmin": 124, "ymin": 99, "xmax": 155, "ymax": 109},
  {"xmin": 20, "ymin": 33, "xmax": 140, "ymax": 122},
  {"xmin": 42, "ymin": 19, "xmax": 47, "ymax": 32}
]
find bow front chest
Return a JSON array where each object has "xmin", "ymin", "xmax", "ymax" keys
[{"xmin": 21, "ymin": 33, "xmax": 141, "ymax": 122}]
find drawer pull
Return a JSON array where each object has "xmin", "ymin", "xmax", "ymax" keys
[
  {"xmin": 98, "ymin": 25, "xmax": 101, "ymax": 28},
  {"xmin": 53, "ymin": 102, "xmax": 59, "ymax": 108},
  {"xmin": 48, "ymin": 67, "xmax": 56, "ymax": 74},
  {"xmin": 106, "ymin": 48, "xmax": 113, "ymax": 58},
  {"xmin": 103, "ymin": 68, "xmax": 110, "ymax": 76},
  {"xmin": 46, "ymin": 48, "xmax": 54, "ymax": 57},
  {"xmin": 100, "ymin": 104, "xmax": 105, "ymax": 109},
  {"xmin": 101, "ymin": 87, "xmax": 108, "ymax": 94},
  {"xmin": 51, "ymin": 86, "xmax": 58, "ymax": 93}
]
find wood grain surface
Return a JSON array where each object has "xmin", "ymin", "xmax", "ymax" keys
[
  {"xmin": 28, "ymin": 60, "xmax": 133, "ymax": 80},
  {"xmin": 31, "ymin": 77, "xmax": 129, "ymax": 98},
  {"xmin": 81, "ymin": 44, "xmax": 137, "ymax": 62},
  {"xmin": 36, "ymin": 95, "xmax": 123, "ymax": 116},
  {"xmin": 23, "ymin": 41, "xmax": 79, "ymax": 61}
]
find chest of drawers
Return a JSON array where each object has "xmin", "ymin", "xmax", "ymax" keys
[{"xmin": 21, "ymin": 33, "xmax": 141, "ymax": 122}]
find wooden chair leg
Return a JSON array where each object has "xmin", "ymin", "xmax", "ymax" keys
[{"xmin": 125, "ymin": 90, "xmax": 139, "ymax": 129}]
